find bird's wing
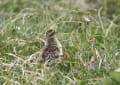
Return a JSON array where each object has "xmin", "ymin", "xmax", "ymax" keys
[{"xmin": 42, "ymin": 46, "xmax": 60, "ymax": 62}]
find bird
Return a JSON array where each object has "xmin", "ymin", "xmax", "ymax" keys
[{"xmin": 41, "ymin": 29, "xmax": 67, "ymax": 65}]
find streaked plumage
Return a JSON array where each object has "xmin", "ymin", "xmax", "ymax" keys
[{"xmin": 42, "ymin": 29, "xmax": 66, "ymax": 64}]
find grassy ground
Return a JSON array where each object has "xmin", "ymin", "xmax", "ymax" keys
[{"xmin": 0, "ymin": 0, "xmax": 120, "ymax": 85}]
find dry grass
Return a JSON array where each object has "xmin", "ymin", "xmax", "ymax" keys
[{"xmin": 0, "ymin": 0, "xmax": 120, "ymax": 85}]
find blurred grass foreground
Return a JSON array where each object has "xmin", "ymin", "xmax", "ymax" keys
[{"xmin": 0, "ymin": 0, "xmax": 120, "ymax": 85}]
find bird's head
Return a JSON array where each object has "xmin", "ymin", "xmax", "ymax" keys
[{"xmin": 45, "ymin": 29, "xmax": 56, "ymax": 40}]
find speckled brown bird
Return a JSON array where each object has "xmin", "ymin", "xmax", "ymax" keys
[{"xmin": 42, "ymin": 29, "xmax": 67, "ymax": 65}]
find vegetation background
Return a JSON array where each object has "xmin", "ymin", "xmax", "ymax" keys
[{"xmin": 0, "ymin": 0, "xmax": 120, "ymax": 85}]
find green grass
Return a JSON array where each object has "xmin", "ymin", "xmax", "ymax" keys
[{"xmin": 0, "ymin": 0, "xmax": 120, "ymax": 85}]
